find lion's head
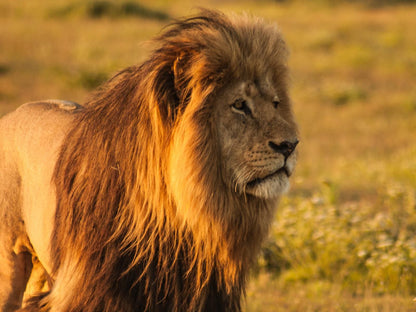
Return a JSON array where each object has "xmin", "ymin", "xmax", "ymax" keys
[{"xmin": 165, "ymin": 11, "xmax": 298, "ymax": 236}]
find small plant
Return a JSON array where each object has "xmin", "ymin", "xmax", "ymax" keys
[
  {"xmin": 0, "ymin": 64, "xmax": 10, "ymax": 76},
  {"xmin": 74, "ymin": 70, "xmax": 109, "ymax": 90},
  {"xmin": 323, "ymin": 82, "xmax": 367, "ymax": 106}
]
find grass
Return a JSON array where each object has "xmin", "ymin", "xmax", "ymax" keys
[{"xmin": 1, "ymin": 0, "xmax": 416, "ymax": 310}]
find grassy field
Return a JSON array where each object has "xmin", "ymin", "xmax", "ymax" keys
[{"xmin": 1, "ymin": 0, "xmax": 416, "ymax": 311}]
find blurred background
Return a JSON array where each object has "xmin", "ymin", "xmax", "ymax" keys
[{"xmin": 1, "ymin": 0, "xmax": 415, "ymax": 310}]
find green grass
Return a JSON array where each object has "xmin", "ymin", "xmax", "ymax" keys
[{"xmin": 1, "ymin": 0, "xmax": 416, "ymax": 310}]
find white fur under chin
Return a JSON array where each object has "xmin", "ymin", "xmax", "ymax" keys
[{"xmin": 246, "ymin": 173, "xmax": 290, "ymax": 199}]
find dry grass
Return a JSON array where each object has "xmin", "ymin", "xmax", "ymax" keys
[
  {"xmin": 1, "ymin": 0, "xmax": 416, "ymax": 311},
  {"xmin": 246, "ymin": 273, "xmax": 415, "ymax": 312}
]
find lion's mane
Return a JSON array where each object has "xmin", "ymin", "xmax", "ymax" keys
[{"xmin": 32, "ymin": 10, "xmax": 289, "ymax": 312}]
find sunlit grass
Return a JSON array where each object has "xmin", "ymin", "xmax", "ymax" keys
[{"xmin": 1, "ymin": 0, "xmax": 416, "ymax": 310}]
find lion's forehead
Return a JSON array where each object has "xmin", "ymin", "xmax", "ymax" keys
[{"xmin": 235, "ymin": 80, "xmax": 278, "ymax": 100}]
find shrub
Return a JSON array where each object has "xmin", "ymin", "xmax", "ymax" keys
[
  {"xmin": 259, "ymin": 181, "xmax": 416, "ymax": 295},
  {"xmin": 49, "ymin": 1, "xmax": 169, "ymax": 21}
]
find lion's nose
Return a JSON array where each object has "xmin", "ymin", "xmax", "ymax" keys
[{"xmin": 268, "ymin": 140, "xmax": 299, "ymax": 159}]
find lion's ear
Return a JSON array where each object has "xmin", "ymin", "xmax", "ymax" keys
[
  {"xmin": 172, "ymin": 55, "xmax": 184, "ymax": 87},
  {"xmin": 155, "ymin": 49, "xmax": 195, "ymax": 122},
  {"xmin": 172, "ymin": 51, "xmax": 194, "ymax": 106}
]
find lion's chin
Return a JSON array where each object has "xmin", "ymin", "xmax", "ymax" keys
[{"xmin": 245, "ymin": 169, "xmax": 290, "ymax": 199}]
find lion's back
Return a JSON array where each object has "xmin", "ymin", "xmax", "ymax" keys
[{"xmin": 0, "ymin": 100, "xmax": 82, "ymax": 273}]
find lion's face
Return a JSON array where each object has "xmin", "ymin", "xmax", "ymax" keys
[{"xmin": 214, "ymin": 79, "xmax": 298, "ymax": 199}]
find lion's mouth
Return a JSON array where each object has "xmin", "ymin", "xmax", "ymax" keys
[{"xmin": 246, "ymin": 167, "xmax": 289, "ymax": 188}]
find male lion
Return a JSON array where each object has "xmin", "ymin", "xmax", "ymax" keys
[{"xmin": 0, "ymin": 10, "xmax": 298, "ymax": 312}]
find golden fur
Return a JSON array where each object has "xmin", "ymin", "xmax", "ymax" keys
[{"xmin": 0, "ymin": 10, "xmax": 298, "ymax": 311}]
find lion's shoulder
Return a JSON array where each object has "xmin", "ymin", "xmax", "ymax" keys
[
  {"xmin": 1, "ymin": 99, "xmax": 82, "ymax": 144},
  {"xmin": 0, "ymin": 99, "xmax": 82, "ymax": 166}
]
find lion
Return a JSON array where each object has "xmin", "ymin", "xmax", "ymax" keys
[{"xmin": 0, "ymin": 10, "xmax": 298, "ymax": 312}]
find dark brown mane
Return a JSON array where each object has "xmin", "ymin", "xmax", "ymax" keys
[{"xmin": 24, "ymin": 9, "xmax": 290, "ymax": 312}]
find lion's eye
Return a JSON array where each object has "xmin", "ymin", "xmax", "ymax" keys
[{"xmin": 231, "ymin": 99, "xmax": 251, "ymax": 115}]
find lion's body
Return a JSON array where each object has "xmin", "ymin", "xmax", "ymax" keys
[
  {"xmin": 0, "ymin": 10, "xmax": 298, "ymax": 312},
  {"xmin": 0, "ymin": 101, "xmax": 80, "ymax": 310}
]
